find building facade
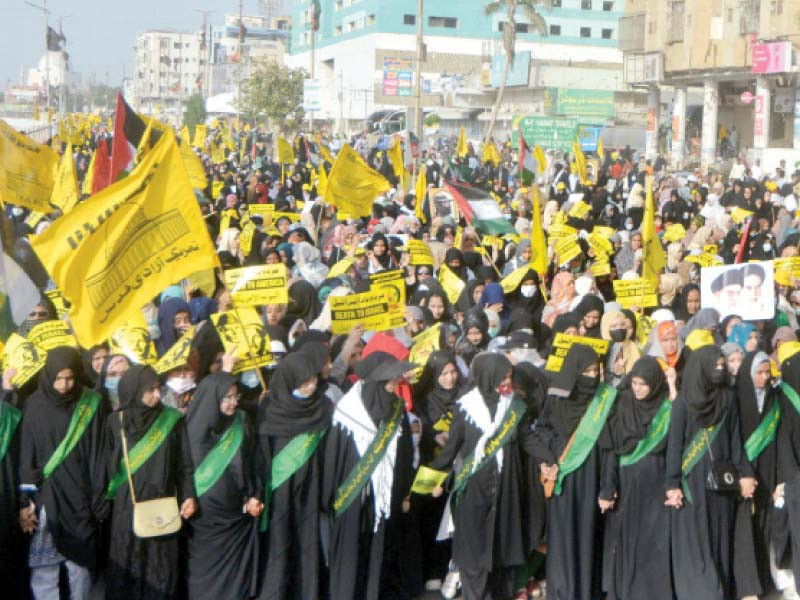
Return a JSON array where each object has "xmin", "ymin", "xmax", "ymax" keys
[
  {"xmin": 621, "ymin": 0, "xmax": 800, "ymax": 168},
  {"xmin": 287, "ymin": 0, "xmax": 644, "ymax": 139}
]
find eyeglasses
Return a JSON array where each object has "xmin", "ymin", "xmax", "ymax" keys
[
  {"xmin": 30, "ymin": 311, "xmax": 49, "ymax": 318},
  {"xmin": 222, "ymin": 393, "xmax": 241, "ymax": 404}
]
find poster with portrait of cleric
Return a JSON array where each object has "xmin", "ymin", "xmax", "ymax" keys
[{"xmin": 700, "ymin": 262, "xmax": 774, "ymax": 321}]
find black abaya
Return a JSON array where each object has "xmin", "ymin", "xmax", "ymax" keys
[{"xmin": 0, "ymin": 397, "xmax": 25, "ymax": 598}]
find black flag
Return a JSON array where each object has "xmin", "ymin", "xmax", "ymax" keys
[{"xmin": 46, "ymin": 26, "xmax": 65, "ymax": 51}]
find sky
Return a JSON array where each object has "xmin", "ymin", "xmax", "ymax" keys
[{"xmin": 0, "ymin": 0, "xmax": 288, "ymax": 90}]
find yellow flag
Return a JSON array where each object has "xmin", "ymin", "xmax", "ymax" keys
[
  {"xmin": 438, "ymin": 264, "xmax": 465, "ymax": 305},
  {"xmin": 81, "ymin": 149, "xmax": 96, "ymax": 196},
  {"xmin": 530, "ymin": 187, "xmax": 548, "ymax": 275},
  {"xmin": 277, "ymin": 137, "xmax": 295, "ymax": 164},
  {"xmin": 324, "ymin": 144, "xmax": 391, "ymax": 218},
  {"xmin": 0, "ymin": 119, "xmax": 59, "ymax": 212},
  {"xmin": 597, "ymin": 136, "xmax": 605, "ymax": 161},
  {"xmin": 33, "ymin": 101, "xmax": 40, "ymax": 122},
  {"xmin": 414, "ymin": 167, "xmax": 427, "ymax": 224},
  {"xmin": 135, "ymin": 118, "xmax": 154, "ymax": 165},
  {"xmin": 572, "ymin": 139, "xmax": 588, "ymax": 183},
  {"xmin": 316, "ymin": 134, "xmax": 335, "ymax": 165},
  {"xmin": 317, "ymin": 163, "xmax": 328, "ymax": 198},
  {"xmin": 192, "ymin": 124, "xmax": 208, "ymax": 149},
  {"xmin": 483, "ymin": 141, "xmax": 500, "ymax": 166},
  {"xmin": 456, "ymin": 126, "xmax": 468, "ymax": 158},
  {"xmin": 30, "ymin": 130, "xmax": 219, "ymax": 347},
  {"xmin": 387, "ymin": 136, "xmax": 404, "ymax": 180},
  {"xmin": 533, "ymin": 145, "xmax": 547, "ymax": 175},
  {"xmin": 210, "ymin": 140, "xmax": 226, "ymax": 164},
  {"xmin": 179, "ymin": 127, "xmax": 208, "ymax": 190},
  {"xmin": 642, "ymin": 176, "xmax": 666, "ymax": 281},
  {"xmin": 49, "ymin": 143, "xmax": 79, "ymax": 215}
]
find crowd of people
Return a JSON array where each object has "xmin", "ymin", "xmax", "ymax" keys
[{"xmin": 3, "ymin": 116, "xmax": 800, "ymax": 600}]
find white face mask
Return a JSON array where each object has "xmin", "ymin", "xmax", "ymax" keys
[
  {"xmin": 166, "ymin": 376, "xmax": 195, "ymax": 395},
  {"xmin": 520, "ymin": 284, "xmax": 537, "ymax": 298},
  {"xmin": 240, "ymin": 369, "xmax": 261, "ymax": 389},
  {"xmin": 11, "ymin": 207, "xmax": 23, "ymax": 217},
  {"xmin": 763, "ymin": 243, "xmax": 772, "ymax": 253}
]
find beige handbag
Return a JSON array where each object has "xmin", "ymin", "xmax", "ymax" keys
[{"xmin": 119, "ymin": 413, "xmax": 182, "ymax": 538}]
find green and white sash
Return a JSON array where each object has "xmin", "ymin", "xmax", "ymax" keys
[
  {"xmin": 43, "ymin": 389, "xmax": 101, "ymax": 480},
  {"xmin": 554, "ymin": 383, "xmax": 617, "ymax": 496},
  {"xmin": 259, "ymin": 428, "xmax": 327, "ymax": 532},
  {"xmin": 620, "ymin": 397, "xmax": 671, "ymax": 467},
  {"xmin": 194, "ymin": 411, "xmax": 246, "ymax": 498},
  {"xmin": 680, "ymin": 410, "xmax": 727, "ymax": 504},
  {"xmin": 744, "ymin": 398, "xmax": 780, "ymax": 463},
  {"xmin": 0, "ymin": 401, "xmax": 21, "ymax": 463},
  {"xmin": 106, "ymin": 406, "xmax": 182, "ymax": 498}
]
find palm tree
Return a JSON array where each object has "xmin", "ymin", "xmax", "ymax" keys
[{"xmin": 484, "ymin": 0, "xmax": 548, "ymax": 145}]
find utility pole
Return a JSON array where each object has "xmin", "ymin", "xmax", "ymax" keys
[
  {"xmin": 193, "ymin": 8, "xmax": 213, "ymax": 98},
  {"xmin": 411, "ymin": 0, "xmax": 424, "ymax": 183},
  {"xmin": 309, "ymin": 2, "xmax": 316, "ymax": 132},
  {"xmin": 236, "ymin": 0, "xmax": 243, "ymax": 129},
  {"xmin": 178, "ymin": 32, "xmax": 184, "ymax": 127},
  {"xmin": 25, "ymin": 0, "xmax": 49, "ymax": 115}
]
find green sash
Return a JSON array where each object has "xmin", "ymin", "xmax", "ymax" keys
[
  {"xmin": 333, "ymin": 399, "xmax": 404, "ymax": 519},
  {"xmin": 745, "ymin": 399, "xmax": 781, "ymax": 463},
  {"xmin": 42, "ymin": 389, "xmax": 100, "ymax": 480},
  {"xmin": 194, "ymin": 411, "xmax": 245, "ymax": 498},
  {"xmin": 451, "ymin": 397, "xmax": 528, "ymax": 500},
  {"xmin": 106, "ymin": 407, "xmax": 182, "ymax": 499},
  {"xmin": 259, "ymin": 428, "xmax": 327, "ymax": 532},
  {"xmin": 0, "ymin": 401, "xmax": 21, "ymax": 463},
  {"xmin": 680, "ymin": 410, "xmax": 727, "ymax": 504},
  {"xmin": 620, "ymin": 398, "xmax": 671, "ymax": 467},
  {"xmin": 781, "ymin": 382, "xmax": 800, "ymax": 414},
  {"xmin": 554, "ymin": 384, "xmax": 617, "ymax": 496}
]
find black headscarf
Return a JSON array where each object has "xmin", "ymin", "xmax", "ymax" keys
[
  {"xmin": 261, "ymin": 352, "xmax": 330, "ymax": 437},
  {"xmin": 606, "ymin": 356, "xmax": 667, "ymax": 454},
  {"xmin": 575, "ymin": 294, "xmax": 605, "ymax": 338},
  {"xmin": 414, "ymin": 350, "xmax": 461, "ymax": 424},
  {"xmin": 455, "ymin": 278, "xmax": 483, "ymax": 314},
  {"xmin": 82, "ymin": 343, "xmax": 109, "ymax": 388},
  {"xmin": 185, "ymin": 373, "xmax": 238, "ymax": 456},
  {"xmin": 672, "ymin": 283, "xmax": 700, "ymax": 323},
  {"xmin": 38, "ymin": 346, "xmax": 83, "ymax": 408},
  {"xmin": 513, "ymin": 362, "xmax": 548, "ymax": 416},
  {"xmin": 354, "ymin": 351, "xmax": 406, "ymax": 424},
  {"xmin": 472, "ymin": 353, "xmax": 512, "ymax": 414},
  {"xmin": 682, "ymin": 345, "xmax": 727, "ymax": 427},
  {"xmin": 782, "ymin": 351, "xmax": 800, "ymax": 395},
  {"xmin": 548, "ymin": 344, "xmax": 599, "ymax": 437},
  {"xmin": 156, "ymin": 297, "xmax": 192, "ymax": 355},
  {"xmin": 444, "ymin": 247, "xmax": 466, "ymax": 280},
  {"xmin": 118, "ymin": 365, "xmax": 162, "ymax": 438},
  {"xmin": 283, "ymin": 280, "xmax": 321, "ymax": 327},
  {"xmin": 190, "ymin": 322, "xmax": 225, "ymax": 381},
  {"xmin": 551, "ymin": 312, "xmax": 582, "ymax": 335}
]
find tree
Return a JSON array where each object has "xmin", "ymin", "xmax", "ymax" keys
[
  {"xmin": 184, "ymin": 92, "xmax": 206, "ymax": 133},
  {"xmin": 239, "ymin": 58, "xmax": 306, "ymax": 133},
  {"xmin": 484, "ymin": 0, "xmax": 547, "ymax": 144}
]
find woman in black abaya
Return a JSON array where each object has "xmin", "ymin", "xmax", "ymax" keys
[
  {"xmin": 105, "ymin": 365, "xmax": 197, "ymax": 600},
  {"xmin": 322, "ymin": 351, "xmax": 418, "ymax": 600},
  {"xmin": 529, "ymin": 344, "xmax": 607, "ymax": 600},
  {"xmin": 601, "ymin": 356, "xmax": 676, "ymax": 600},
  {"xmin": 185, "ymin": 373, "xmax": 262, "ymax": 600},
  {"xmin": 258, "ymin": 352, "xmax": 331, "ymax": 600},
  {"xmin": 664, "ymin": 345, "xmax": 754, "ymax": 600},
  {"xmin": 430, "ymin": 353, "xmax": 544, "ymax": 600}
]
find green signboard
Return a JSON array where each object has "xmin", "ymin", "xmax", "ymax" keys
[
  {"xmin": 511, "ymin": 115, "xmax": 579, "ymax": 151},
  {"xmin": 545, "ymin": 88, "xmax": 616, "ymax": 120}
]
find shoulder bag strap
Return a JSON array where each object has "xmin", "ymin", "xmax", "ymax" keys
[{"xmin": 118, "ymin": 412, "xmax": 137, "ymax": 505}]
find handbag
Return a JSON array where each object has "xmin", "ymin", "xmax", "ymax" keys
[
  {"xmin": 119, "ymin": 413, "xmax": 182, "ymax": 538},
  {"xmin": 704, "ymin": 425, "xmax": 738, "ymax": 494}
]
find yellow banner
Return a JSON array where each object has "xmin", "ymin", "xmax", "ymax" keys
[
  {"xmin": 45, "ymin": 290, "xmax": 70, "ymax": 319},
  {"xmin": 456, "ymin": 126, "xmax": 468, "ymax": 158},
  {"xmin": 30, "ymin": 130, "xmax": 219, "ymax": 347},
  {"xmin": 548, "ymin": 223, "xmax": 577, "ymax": 240},
  {"xmin": 588, "ymin": 231, "xmax": 614, "ymax": 258},
  {"xmin": 404, "ymin": 240, "xmax": 434, "ymax": 266},
  {"xmin": 50, "ymin": 142, "xmax": 79, "ymax": 215},
  {"xmin": 685, "ymin": 253, "xmax": 723, "ymax": 268},
  {"xmin": 212, "ymin": 180, "xmax": 224, "ymax": 199},
  {"xmin": 612, "ymin": 278, "xmax": 659, "ymax": 309},
  {"xmin": 555, "ymin": 234, "xmax": 582, "ymax": 265},
  {"xmin": 411, "ymin": 465, "xmax": 449, "ymax": 495},
  {"xmin": 408, "ymin": 323, "xmax": 441, "ymax": 383},
  {"xmin": 545, "ymin": 333, "xmax": 610, "ymax": 372},
  {"xmin": 369, "ymin": 269, "xmax": 407, "ymax": 309},
  {"xmin": 211, "ymin": 307, "xmax": 274, "ymax": 373},
  {"xmin": 324, "ymin": 144, "xmax": 391, "ymax": 218},
  {"xmin": 247, "ymin": 203, "xmax": 301, "ymax": 223},
  {"xmin": 192, "ymin": 124, "xmax": 208, "ymax": 148},
  {"xmin": 776, "ymin": 256, "xmax": 800, "ymax": 280},
  {"xmin": 438, "ymin": 263, "xmax": 465, "ymax": 305},
  {"xmin": 225, "ymin": 264, "xmax": 289, "ymax": 307},
  {"xmin": 109, "ymin": 323, "xmax": 158, "ymax": 365},
  {"xmin": 2, "ymin": 333, "xmax": 46, "ymax": 386},
  {"xmin": 500, "ymin": 264, "xmax": 533, "ymax": 294},
  {"xmin": 154, "ymin": 325, "xmax": 196, "ymax": 374},
  {"xmin": 567, "ymin": 200, "xmax": 591, "ymax": 219},
  {"xmin": 330, "ymin": 290, "xmax": 404, "ymax": 335},
  {"xmin": 590, "ymin": 260, "xmax": 611, "ymax": 277},
  {"xmin": 731, "ymin": 207, "xmax": 754, "ymax": 224},
  {"xmin": 27, "ymin": 320, "xmax": 77, "ymax": 351},
  {"xmin": 593, "ymin": 226, "xmax": 615, "ymax": 238},
  {"xmin": 277, "ymin": 137, "xmax": 295, "ymax": 164},
  {"xmin": 179, "ymin": 127, "xmax": 208, "ymax": 190},
  {"xmin": 0, "ymin": 119, "xmax": 59, "ymax": 212}
]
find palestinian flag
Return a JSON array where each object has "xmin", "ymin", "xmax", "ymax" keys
[
  {"xmin": 445, "ymin": 181, "xmax": 515, "ymax": 235},
  {"xmin": 518, "ymin": 131, "xmax": 537, "ymax": 186},
  {"xmin": 0, "ymin": 214, "xmax": 39, "ymax": 340},
  {"xmin": 92, "ymin": 139, "xmax": 111, "ymax": 194},
  {"xmin": 109, "ymin": 92, "xmax": 162, "ymax": 185}
]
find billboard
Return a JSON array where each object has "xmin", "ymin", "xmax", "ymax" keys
[
  {"xmin": 752, "ymin": 41, "xmax": 792, "ymax": 74},
  {"xmin": 490, "ymin": 51, "xmax": 531, "ymax": 89},
  {"xmin": 383, "ymin": 57, "xmax": 413, "ymax": 97},
  {"xmin": 511, "ymin": 115, "xmax": 579, "ymax": 151},
  {"xmin": 545, "ymin": 88, "xmax": 616, "ymax": 119}
]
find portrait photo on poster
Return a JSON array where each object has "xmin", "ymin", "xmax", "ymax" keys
[{"xmin": 700, "ymin": 262, "xmax": 775, "ymax": 321}]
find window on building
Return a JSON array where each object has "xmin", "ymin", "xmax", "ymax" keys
[
  {"xmin": 581, "ymin": 0, "xmax": 592, "ymax": 9},
  {"xmin": 404, "ymin": 14, "xmax": 416, "ymax": 25},
  {"xmin": 335, "ymin": 25, "xmax": 343, "ymax": 35},
  {"xmin": 515, "ymin": 22, "xmax": 530, "ymax": 33},
  {"xmin": 668, "ymin": 1, "xmax": 685, "ymax": 42},
  {"xmin": 603, "ymin": 1, "xmax": 614, "ymax": 10},
  {"xmin": 549, "ymin": 24, "xmax": 561, "ymax": 35},
  {"xmin": 173, "ymin": 42, "xmax": 180, "ymax": 49},
  {"xmin": 771, "ymin": 0, "xmax": 784, "ymax": 15},
  {"xmin": 580, "ymin": 27, "xmax": 591, "ymax": 37},
  {"xmin": 347, "ymin": 21, "xmax": 356, "ymax": 32},
  {"xmin": 552, "ymin": 0, "xmax": 561, "ymax": 6},
  {"xmin": 428, "ymin": 16, "xmax": 458, "ymax": 28},
  {"xmin": 335, "ymin": 0, "xmax": 343, "ymax": 10},
  {"xmin": 601, "ymin": 28, "xmax": 613, "ymax": 39}
]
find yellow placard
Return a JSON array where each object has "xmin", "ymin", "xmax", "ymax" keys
[
  {"xmin": 731, "ymin": 207, "xmax": 754, "ymax": 224},
  {"xmin": 568, "ymin": 200, "xmax": 591, "ymax": 219},
  {"xmin": 225, "ymin": 264, "xmax": 289, "ymax": 307},
  {"xmin": 211, "ymin": 307, "xmax": 274, "ymax": 373},
  {"xmin": 404, "ymin": 239, "xmax": 435, "ymax": 266},
  {"xmin": 593, "ymin": 226, "xmax": 615, "ymax": 238},
  {"xmin": 247, "ymin": 204, "xmax": 301, "ymax": 223},
  {"xmin": 329, "ymin": 257, "xmax": 356, "ymax": 278},
  {"xmin": 0, "ymin": 119, "xmax": 59, "ymax": 212},
  {"xmin": 212, "ymin": 180, "xmax": 224, "ymax": 199},
  {"xmin": 27, "ymin": 320, "xmax": 77, "ymax": 351},
  {"xmin": 1, "ymin": 333, "xmax": 46, "ymax": 386},
  {"xmin": 30, "ymin": 130, "xmax": 219, "ymax": 348},
  {"xmin": 685, "ymin": 253, "xmax": 723, "ymax": 268},
  {"xmin": 547, "ymin": 223, "xmax": 577, "ymax": 240},
  {"xmin": 329, "ymin": 290, "xmax": 405, "ymax": 335},
  {"xmin": 545, "ymin": 333, "xmax": 610, "ymax": 372},
  {"xmin": 369, "ymin": 269, "xmax": 407, "ymax": 308},
  {"xmin": 590, "ymin": 260, "xmax": 611, "ymax": 277},
  {"xmin": 555, "ymin": 234, "xmax": 582, "ymax": 265},
  {"xmin": 703, "ymin": 244, "xmax": 719, "ymax": 255},
  {"xmin": 662, "ymin": 224, "xmax": 686, "ymax": 243},
  {"xmin": 408, "ymin": 323, "xmax": 441, "ymax": 383},
  {"xmin": 154, "ymin": 325, "xmax": 196, "ymax": 374},
  {"xmin": 109, "ymin": 323, "xmax": 158, "ymax": 366},
  {"xmin": 588, "ymin": 231, "xmax": 614, "ymax": 257},
  {"xmin": 612, "ymin": 278, "xmax": 659, "ymax": 309},
  {"xmin": 411, "ymin": 466, "xmax": 449, "ymax": 495}
]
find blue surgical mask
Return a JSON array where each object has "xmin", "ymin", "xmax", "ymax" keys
[
  {"xmin": 292, "ymin": 389, "xmax": 312, "ymax": 399},
  {"xmin": 105, "ymin": 376, "xmax": 120, "ymax": 395},
  {"xmin": 240, "ymin": 370, "xmax": 260, "ymax": 389},
  {"xmin": 488, "ymin": 325, "xmax": 501, "ymax": 338}
]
